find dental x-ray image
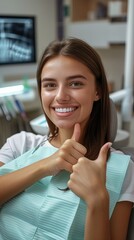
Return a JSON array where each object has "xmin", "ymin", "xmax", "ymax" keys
[{"xmin": 0, "ymin": 15, "xmax": 36, "ymax": 65}]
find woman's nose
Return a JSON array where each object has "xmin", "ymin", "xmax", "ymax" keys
[{"xmin": 56, "ymin": 86, "xmax": 70, "ymax": 102}]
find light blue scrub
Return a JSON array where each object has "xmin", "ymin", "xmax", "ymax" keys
[{"xmin": 0, "ymin": 146, "xmax": 130, "ymax": 240}]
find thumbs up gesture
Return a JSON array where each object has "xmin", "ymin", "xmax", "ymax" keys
[
  {"xmin": 42, "ymin": 123, "xmax": 87, "ymax": 176},
  {"xmin": 68, "ymin": 141, "xmax": 112, "ymax": 205},
  {"xmin": 56, "ymin": 123, "xmax": 87, "ymax": 173}
]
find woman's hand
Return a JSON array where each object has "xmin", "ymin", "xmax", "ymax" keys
[
  {"xmin": 67, "ymin": 127, "xmax": 111, "ymax": 239},
  {"xmin": 41, "ymin": 123, "xmax": 87, "ymax": 176},
  {"xmin": 67, "ymin": 142, "xmax": 111, "ymax": 206}
]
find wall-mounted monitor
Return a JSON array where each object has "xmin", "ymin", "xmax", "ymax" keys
[{"xmin": 0, "ymin": 15, "xmax": 36, "ymax": 65}]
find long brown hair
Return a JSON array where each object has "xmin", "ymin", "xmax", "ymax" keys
[{"xmin": 36, "ymin": 38, "xmax": 110, "ymax": 159}]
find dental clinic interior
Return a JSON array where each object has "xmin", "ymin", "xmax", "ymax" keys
[{"xmin": 0, "ymin": 0, "xmax": 134, "ymax": 149}]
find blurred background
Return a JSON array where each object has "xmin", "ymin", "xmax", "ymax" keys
[{"xmin": 0, "ymin": 0, "xmax": 133, "ymax": 148}]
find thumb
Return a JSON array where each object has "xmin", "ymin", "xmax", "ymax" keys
[
  {"xmin": 97, "ymin": 142, "xmax": 112, "ymax": 164},
  {"xmin": 71, "ymin": 123, "xmax": 81, "ymax": 142}
]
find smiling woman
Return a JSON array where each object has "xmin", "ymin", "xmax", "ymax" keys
[
  {"xmin": 40, "ymin": 55, "xmax": 99, "ymax": 136},
  {"xmin": 37, "ymin": 38, "xmax": 110, "ymax": 157},
  {"xmin": 0, "ymin": 37, "xmax": 134, "ymax": 240}
]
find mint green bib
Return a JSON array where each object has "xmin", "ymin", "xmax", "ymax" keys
[{"xmin": 0, "ymin": 146, "xmax": 130, "ymax": 240}]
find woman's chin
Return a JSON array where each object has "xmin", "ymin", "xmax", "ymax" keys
[{"xmin": 56, "ymin": 122, "xmax": 76, "ymax": 130}]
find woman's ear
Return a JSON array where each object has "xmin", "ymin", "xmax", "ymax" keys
[{"xmin": 94, "ymin": 91, "xmax": 101, "ymax": 101}]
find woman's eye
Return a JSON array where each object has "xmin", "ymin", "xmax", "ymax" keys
[
  {"xmin": 69, "ymin": 81, "xmax": 83, "ymax": 87},
  {"xmin": 43, "ymin": 83, "xmax": 56, "ymax": 89}
]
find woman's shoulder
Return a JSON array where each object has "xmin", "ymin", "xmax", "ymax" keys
[{"xmin": 0, "ymin": 131, "xmax": 44, "ymax": 164}]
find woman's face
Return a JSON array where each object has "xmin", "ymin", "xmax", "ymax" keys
[{"xmin": 41, "ymin": 55, "xmax": 100, "ymax": 131}]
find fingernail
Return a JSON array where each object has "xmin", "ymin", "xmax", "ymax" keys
[{"xmin": 108, "ymin": 142, "xmax": 112, "ymax": 148}]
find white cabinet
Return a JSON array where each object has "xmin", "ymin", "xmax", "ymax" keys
[
  {"xmin": 109, "ymin": 22, "xmax": 126, "ymax": 44},
  {"xmin": 65, "ymin": 20, "xmax": 127, "ymax": 48},
  {"xmin": 64, "ymin": 0, "xmax": 127, "ymax": 48}
]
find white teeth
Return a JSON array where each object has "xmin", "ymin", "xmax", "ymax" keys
[{"xmin": 55, "ymin": 107, "xmax": 75, "ymax": 113}]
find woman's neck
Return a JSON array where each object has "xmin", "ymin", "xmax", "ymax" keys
[
  {"xmin": 50, "ymin": 126, "xmax": 84, "ymax": 148},
  {"xmin": 50, "ymin": 128, "xmax": 74, "ymax": 148}
]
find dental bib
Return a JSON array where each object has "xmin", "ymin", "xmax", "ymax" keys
[{"xmin": 0, "ymin": 145, "xmax": 130, "ymax": 240}]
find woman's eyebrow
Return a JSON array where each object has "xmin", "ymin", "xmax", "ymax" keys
[
  {"xmin": 66, "ymin": 74, "xmax": 87, "ymax": 80},
  {"xmin": 41, "ymin": 78, "xmax": 55, "ymax": 82},
  {"xmin": 41, "ymin": 75, "xmax": 87, "ymax": 82}
]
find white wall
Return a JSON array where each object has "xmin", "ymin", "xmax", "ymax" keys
[{"xmin": 0, "ymin": 0, "xmax": 57, "ymax": 81}]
